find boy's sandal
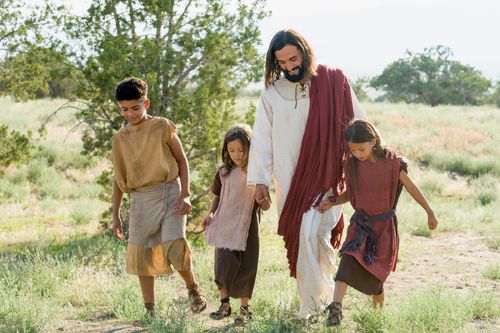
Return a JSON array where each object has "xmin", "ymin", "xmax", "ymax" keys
[
  {"xmin": 144, "ymin": 302, "xmax": 155, "ymax": 316},
  {"xmin": 187, "ymin": 284, "xmax": 207, "ymax": 313},
  {"xmin": 209, "ymin": 297, "xmax": 231, "ymax": 320},
  {"xmin": 234, "ymin": 305, "xmax": 252, "ymax": 325},
  {"xmin": 325, "ymin": 301, "xmax": 343, "ymax": 327}
]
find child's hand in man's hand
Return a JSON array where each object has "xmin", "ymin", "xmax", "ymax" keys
[
  {"xmin": 315, "ymin": 199, "xmax": 334, "ymax": 213},
  {"xmin": 201, "ymin": 213, "xmax": 214, "ymax": 231},
  {"xmin": 260, "ymin": 198, "xmax": 271, "ymax": 211},
  {"xmin": 176, "ymin": 196, "xmax": 192, "ymax": 215}
]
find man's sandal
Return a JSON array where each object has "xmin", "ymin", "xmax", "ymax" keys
[
  {"xmin": 187, "ymin": 284, "xmax": 207, "ymax": 313},
  {"xmin": 234, "ymin": 305, "xmax": 252, "ymax": 325},
  {"xmin": 209, "ymin": 297, "xmax": 231, "ymax": 320},
  {"xmin": 325, "ymin": 301, "xmax": 343, "ymax": 327}
]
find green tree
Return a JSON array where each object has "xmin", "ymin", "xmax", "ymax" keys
[
  {"xmin": 64, "ymin": 0, "xmax": 267, "ymax": 226},
  {"xmin": 485, "ymin": 81, "xmax": 500, "ymax": 108},
  {"xmin": 371, "ymin": 45, "xmax": 491, "ymax": 106},
  {"xmin": 351, "ymin": 77, "xmax": 370, "ymax": 102},
  {"xmin": 1, "ymin": 46, "xmax": 83, "ymax": 100},
  {"xmin": 0, "ymin": 0, "xmax": 80, "ymax": 100}
]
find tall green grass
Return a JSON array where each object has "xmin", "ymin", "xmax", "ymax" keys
[{"xmin": 351, "ymin": 287, "xmax": 499, "ymax": 333}]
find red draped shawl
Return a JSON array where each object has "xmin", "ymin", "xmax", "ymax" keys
[{"xmin": 277, "ymin": 64, "xmax": 355, "ymax": 278}]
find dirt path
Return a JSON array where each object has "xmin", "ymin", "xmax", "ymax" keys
[
  {"xmin": 386, "ymin": 232, "xmax": 499, "ymax": 299},
  {"xmin": 53, "ymin": 232, "xmax": 499, "ymax": 332}
]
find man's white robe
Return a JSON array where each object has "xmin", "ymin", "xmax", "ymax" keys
[{"xmin": 247, "ymin": 76, "xmax": 365, "ymax": 318}]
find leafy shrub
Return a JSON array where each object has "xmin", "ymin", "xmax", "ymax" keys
[{"xmin": 0, "ymin": 125, "xmax": 33, "ymax": 170}]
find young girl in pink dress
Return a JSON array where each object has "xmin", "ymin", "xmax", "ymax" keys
[
  {"xmin": 202, "ymin": 124, "xmax": 270, "ymax": 323},
  {"xmin": 316, "ymin": 120, "xmax": 438, "ymax": 327}
]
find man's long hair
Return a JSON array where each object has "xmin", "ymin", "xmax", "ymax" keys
[{"xmin": 264, "ymin": 29, "xmax": 317, "ymax": 87}]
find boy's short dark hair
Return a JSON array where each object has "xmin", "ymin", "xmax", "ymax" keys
[{"xmin": 115, "ymin": 77, "xmax": 148, "ymax": 101}]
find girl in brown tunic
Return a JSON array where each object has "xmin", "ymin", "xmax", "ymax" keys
[
  {"xmin": 202, "ymin": 124, "xmax": 270, "ymax": 323},
  {"xmin": 316, "ymin": 120, "xmax": 438, "ymax": 327}
]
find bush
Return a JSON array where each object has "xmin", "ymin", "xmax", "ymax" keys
[
  {"xmin": 0, "ymin": 177, "xmax": 30, "ymax": 202},
  {"xmin": 469, "ymin": 292, "xmax": 500, "ymax": 320},
  {"xmin": 0, "ymin": 125, "xmax": 33, "ymax": 170},
  {"xmin": 70, "ymin": 200, "xmax": 97, "ymax": 225},
  {"xmin": 470, "ymin": 175, "xmax": 498, "ymax": 206},
  {"xmin": 420, "ymin": 152, "xmax": 500, "ymax": 177},
  {"xmin": 482, "ymin": 264, "xmax": 500, "ymax": 281},
  {"xmin": 27, "ymin": 158, "xmax": 47, "ymax": 183},
  {"xmin": 36, "ymin": 168, "xmax": 65, "ymax": 198}
]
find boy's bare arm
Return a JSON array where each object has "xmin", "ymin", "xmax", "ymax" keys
[
  {"xmin": 112, "ymin": 179, "xmax": 125, "ymax": 239},
  {"xmin": 399, "ymin": 171, "xmax": 438, "ymax": 229},
  {"xmin": 170, "ymin": 133, "xmax": 190, "ymax": 197},
  {"xmin": 170, "ymin": 133, "xmax": 192, "ymax": 215}
]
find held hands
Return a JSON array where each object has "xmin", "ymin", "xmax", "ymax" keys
[
  {"xmin": 255, "ymin": 184, "xmax": 271, "ymax": 210},
  {"xmin": 201, "ymin": 212, "xmax": 214, "ymax": 231},
  {"xmin": 112, "ymin": 216, "xmax": 124, "ymax": 240},
  {"xmin": 176, "ymin": 195, "xmax": 192, "ymax": 215},
  {"xmin": 315, "ymin": 199, "xmax": 335, "ymax": 213},
  {"xmin": 427, "ymin": 212, "xmax": 438, "ymax": 230}
]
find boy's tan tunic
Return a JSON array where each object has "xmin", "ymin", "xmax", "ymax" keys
[{"xmin": 112, "ymin": 117, "xmax": 190, "ymax": 276}]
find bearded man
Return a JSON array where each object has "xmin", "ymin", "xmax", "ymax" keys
[{"xmin": 247, "ymin": 28, "xmax": 365, "ymax": 319}]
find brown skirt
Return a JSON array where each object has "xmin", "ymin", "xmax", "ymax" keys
[
  {"xmin": 214, "ymin": 204, "xmax": 259, "ymax": 298},
  {"xmin": 335, "ymin": 255, "xmax": 384, "ymax": 295}
]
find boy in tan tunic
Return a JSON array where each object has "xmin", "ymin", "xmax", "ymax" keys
[{"xmin": 111, "ymin": 77, "xmax": 207, "ymax": 315}]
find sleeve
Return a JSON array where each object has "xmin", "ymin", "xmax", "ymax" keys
[
  {"xmin": 350, "ymin": 86, "xmax": 367, "ymax": 120},
  {"xmin": 211, "ymin": 168, "xmax": 222, "ymax": 196},
  {"xmin": 111, "ymin": 134, "xmax": 131, "ymax": 193},
  {"xmin": 247, "ymin": 87, "xmax": 274, "ymax": 187},
  {"xmin": 161, "ymin": 117, "xmax": 177, "ymax": 146},
  {"xmin": 399, "ymin": 158, "xmax": 409, "ymax": 173}
]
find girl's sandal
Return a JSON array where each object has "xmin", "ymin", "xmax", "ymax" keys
[
  {"xmin": 325, "ymin": 301, "xmax": 343, "ymax": 327},
  {"xmin": 187, "ymin": 284, "xmax": 207, "ymax": 313},
  {"xmin": 209, "ymin": 297, "xmax": 231, "ymax": 320},
  {"xmin": 234, "ymin": 305, "xmax": 252, "ymax": 325}
]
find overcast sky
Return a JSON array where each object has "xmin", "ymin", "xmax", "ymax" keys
[{"xmin": 63, "ymin": 0, "xmax": 500, "ymax": 81}]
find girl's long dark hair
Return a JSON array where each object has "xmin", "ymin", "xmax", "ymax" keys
[
  {"xmin": 264, "ymin": 29, "xmax": 317, "ymax": 87},
  {"xmin": 345, "ymin": 120, "xmax": 386, "ymax": 190},
  {"xmin": 221, "ymin": 124, "xmax": 252, "ymax": 176}
]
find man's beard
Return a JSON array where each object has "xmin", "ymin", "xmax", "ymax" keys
[{"xmin": 283, "ymin": 65, "xmax": 305, "ymax": 82}]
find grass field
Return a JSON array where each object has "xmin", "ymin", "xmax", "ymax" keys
[{"xmin": 0, "ymin": 97, "xmax": 499, "ymax": 332}]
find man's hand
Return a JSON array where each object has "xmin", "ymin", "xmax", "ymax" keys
[
  {"xmin": 315, "ymin": 199, "xmax": 335, "ymax": 213},
  {"xmin": 201, "ymin": 212, "xmax": 214, "ymax": 231},
  {"xmin": 255, "ymin": 184, "xmax": 271, "ymax": 203},
  {"xmin": 383, "ymin": 146, "xmax": 398, "ymax": 159},
  {"xmin": 176, "ymin": 196, "xmax": 192, "ymax": 215}
]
